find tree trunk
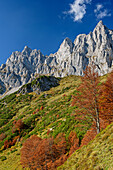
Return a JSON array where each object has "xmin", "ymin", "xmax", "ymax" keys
[
  {"xmin": 95, "ymin": 95, "xmax": 100, "ymax": 134},
  {"xmin": 96, "ymin": 107, "xmax": 100, "ymax": 134},
  {"xmin": 96, "ymin": 117, "xmax": 100, "ymax": 134}
]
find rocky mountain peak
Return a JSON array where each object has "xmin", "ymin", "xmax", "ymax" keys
[
  {"xmin": 93, "ymin": 20, "xmax": 108, "ymax": 34},
  {"xmin": 57, "ymin": 37, "xmax": 74, "ymax": 60},
  {"xmin": 22, "ymin": 46, "xmax": 32, "ymax": 55},
  {"xmin": 0, "ymin": 20, "xmax": 113, "ymax": 95},
  {"xmin": 63, "ymin": 37, "xmax": 73, "ymax": 46},
  {"xmin": 96, "ymin": 20, "xmax": 104, "ymax": 27}
]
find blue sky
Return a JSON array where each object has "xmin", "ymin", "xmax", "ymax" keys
[{"xmin": 0, "ymin": 0, "xmax": 113, "ymax": 65}]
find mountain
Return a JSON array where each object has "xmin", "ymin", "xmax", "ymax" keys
[{"xmin": 0, "ymin": 20, "xmax": 113, "ymax": 95}]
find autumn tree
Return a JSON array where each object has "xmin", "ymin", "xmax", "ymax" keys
[
  {"xmin": 47, "ymin": 133, "xmax": 67, "ymax": 169},
  {"xmin": 80, "ymin": 118, "xmax": 109, "ymax": 147},
  {"xmin": 54, "ymin": 133, "xmax": 67, "ymax": 156},
  {"xmin": 35, "ymin": 137, "xmax": 58, "ymax": 169},
  {"xmin": 68, "ymin": 131, "xmax": 79, "ymax": 155},
  {"xmin": 99, "ymin": 71, "xmax": 113, "ymax": 123},
  {"xmin": 72, "ymin": 64, "xmax": 101, "ymax": 134},
  {"xmin": 21, "ymin": 135, "xmax": 42, "ymax": 169},
  {"xmin": 15, "ymin": 119, "xmax": 25, "ymax": 130},
  {"xmin": 12, "ymin": 119, "xmax": 25, "ymax": 134},
  {"xmin": 21, "ymin": 134, "xmax": 68, "ymax": 170}
]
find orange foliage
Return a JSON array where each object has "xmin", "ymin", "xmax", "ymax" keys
[
  {"xmin": 68, "ymin": 131, "xmax": 79, "ymax": 155},
  {"xmin": 15, "ymin": 119, "xmax": 24, "ymax": 130},
  {"xmin": 57, "ymin": 114, "xmax": 59, "ymax": 118},
  {"xmin": 21, "ymin": 133, "xmax": 67, "ymax": 170},
  {"xmin": 71, "ymin": 98, "xmax": 76, "ymax": 107},
  {"xmin": 81, "ymin": 118, "xmax": 109, "ymax": 147},
  {"xmin": 80, "ymin": 126, "xmax": 97, "ymax": 147},
  {"xmin": 32, "ymin": 111, "xmax": 36, "ymax": 115},
  {"xmin": 40, "ymin": 106, "xmax": 44, "ymax": 110},
  {"xmin": 47, "ymin": 154, "xmax": 68, "ymax": 169},
  {"xmin": 4, "ymin": 135, "xmax": 20, "ymax": 149},
  {"xmin": 47, "ymin": 129, "xmax": 51, "ymax": 136},
  {"xmin": 72, "ymin": 64, "xmax": 101, "ymax": 134},
  {"xmin": 4, "ymin": 140, "xmax": 11, "ymax": 149},
  {"xmin": 11, "ymin": 136, "xmax": 20, "ymax": 145},
  {"xmin": 99, "ymin": 71, "xmax": 113, "ymax": 123},
  {"xmin": 54, "ymin": 133, "xmax": 67, "ymax": 155},
  {"xmin": 12, "ymin": 119, "xmax": 25, "ymax": 134},
  {"xmin": 21, "ymin": 135, "xmax": 42, "ymax": 169}
]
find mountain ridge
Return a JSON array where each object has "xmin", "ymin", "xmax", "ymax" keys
[{"xmin": 0, "ymin": 20, "xmax": 113, "ymax": 95}]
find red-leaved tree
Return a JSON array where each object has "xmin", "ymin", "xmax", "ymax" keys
[
  {"xmin": 68, "ymin": 131, "xmax": 79, "ymax": 155},
  {"xmin": 21, "ymin": 135, "xmax": 42, "ymax": 169},
  {"xmin": 99, "ymin": 71, "xmax": 113, "ymax": 123},
  {"xmin": 21, "ymin": 134, "xmax": 67, "ymax": 170},
  {"xmin": 72, "ymin": 64, "xmax": 101, "ymax": 134}
]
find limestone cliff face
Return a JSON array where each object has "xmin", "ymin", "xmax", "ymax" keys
[{"xmin": 0, "ymin": 21, "xmax": 113, "ymax": 94}]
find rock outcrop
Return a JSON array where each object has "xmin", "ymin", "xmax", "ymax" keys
[
  {"xmin": 18, "ymin": 75, "xmax": 59, "ymax": 95},
  {"xmin": 0, "ymin": 21, "xmax": 113, "ymax": 94}
]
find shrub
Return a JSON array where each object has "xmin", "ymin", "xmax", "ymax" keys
[
  {"xmin": 10, "ymin": 149, "xmax": 18, "ymax": 153},
  {"xmin": 4, "ymin": 140, "xmax": 11, "ymax": 149},
  {"xmin": 40, "ymin": 106, "xmax": 44, "ymax": 110},
  {"xmin": 0, "ymin": 156, "xmax": 7, "ymax": 161},
  {"xmin": 15, "ymin": 119, "xmax": 25, "ymax": 131}
]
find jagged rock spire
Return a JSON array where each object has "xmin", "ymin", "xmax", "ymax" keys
[{"xmin": 0, "ymin": 20, "xmax": 113, "ymax": 95}]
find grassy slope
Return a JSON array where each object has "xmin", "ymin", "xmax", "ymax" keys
[
  {"xmin": 0, "ymin": 146, "xmax": 22, "ymax": 170},
  {"xmin": 0, "ymin": 74, "xmax": 110, "ymax": 170},
  {"xmin": 58, "ymin": 123, "xmax": 113, "ymax": 170},
  {"xmin": 0, "ymin": 75, "xmax": 83, "ymax": 169}
]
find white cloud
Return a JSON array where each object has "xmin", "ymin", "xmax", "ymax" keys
[
  {"xmin": 94, "ymin": 4, "xmax": 103, "ymax": 13},
  {"xmin": 67, "ymin": 0, "xmax": 92, "ymax": 22},
  {"xmin": 96, "ymin": 10, "xmax": 111, "ymax": 19},
  {"xmin": 94, "ymin": 3, "xmax": 111, "ymax": 19}
]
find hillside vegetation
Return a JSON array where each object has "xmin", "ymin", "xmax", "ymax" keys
[
  {"xmin": 0, "ymin": 75, "xmax": 83, "ymax": 169},
  {"xmin": 58, "ymin": 122, "xmax": 113, "ymax": 170},
  {"xmin": 0, "ymin": 73, "xmax": 112, "ymax": 170}
]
